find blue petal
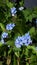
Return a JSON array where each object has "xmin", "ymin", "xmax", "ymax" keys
[{"xmin": 2, "ymin": 32, "xmax": 8, "ymax": 38}]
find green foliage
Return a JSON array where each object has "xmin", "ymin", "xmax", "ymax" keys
[
  {"xmin": 0, "ymin": 42, "xmax": 3, "ymax": 47},
  {"xmin": 0, "ymin": 0, "xmax": 37, "ymax": 65}
]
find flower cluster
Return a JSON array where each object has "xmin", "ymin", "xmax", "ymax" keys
[
  {"xmin": 11, "ymin": 6, "xmax": 24, "ymax": 16},
  {"xmin": 6, "ymin": 23, "xmax": 15, "ymax": 30},
  {"xmin": 15, "ymin": 32, "xmax": 32, "ymax": 48},
  {"xmin": 0, "ymin": 32, "xmax": 8, "ymax": 44},
  {"xmin": 0, "ymin": 23, "xmax": 15, "ymax": 44}
]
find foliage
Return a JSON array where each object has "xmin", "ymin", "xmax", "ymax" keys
[{"xmin": 0, "ymin": 0, "xmax": 37, "ymax": 65}]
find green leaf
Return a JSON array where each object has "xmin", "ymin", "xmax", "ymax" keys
[
  {"xmin": 14, "ymin": 33, "xmax": 21, "ymax": 40},
  {"xmin": 6, "ymin": 40, "xmax": 14, "ymax": 47},
  {"xmin": 0, "ymin": 23, "xmax": 5, "ymax": 31},
  {"xmin": 8, "ymin": 48, "xmax": 12, "ymax": 54},
  {"xmin": 0, "ymin": 42, "xmax": 3, "ymax": 47},
  {"xmin": 29, "ymin": 27, "xmax": 35, "ymax": 37}
]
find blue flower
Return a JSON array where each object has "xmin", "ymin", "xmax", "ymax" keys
[
  {"xmin": 15, "ymin": 32, "xmax": 32, "ymax": 48},
  {"xmin": 18, "ymin": 36, "xmax": 22, "ymax": 42},
  {"xmin": 23, "ymin": 32, "xmax": 32, "ymax": 45},
  {"xmin": 11, "ymin": 7, "xmax": 17, "ymax": 16},
  {"xmin": 1, "ymin": 32, "xmax": 8, "ymax": 38},
  {"xmin": 12, "ymin": 23, "xmax": 15, "ymax": 27},
  {"xmin": 6, "ymin": 23, "xmax": 15, "ymax": 30},
  {"xmin": 25, "ymin": 42, "xmax": 29, "ymax": 46},
  {"xmin": 27, "ymin": 38, "xmax": 32, "ymax": 44},
  {"xmin": 22, "ymin": 38, "xmax": 32, "ymax": 46},
  {"xmin": 15, "ymin": 39, "xmax": 20, "ymax": 48},
  {"xmin": 15, "ymin": 43, "xmax": 21, "ymax": 48},
  {"xmin": 15, "ymin": 36, "xmax": 23, "ymax": 48},
  {"xmin": 25, "ymin": 32, "xmax": 29, "ymax": 37},
  {"xmin": 11, "ymin": 7, "xmax": 16, "ymax": 13}
]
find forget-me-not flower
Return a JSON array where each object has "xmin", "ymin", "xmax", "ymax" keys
[
  {"xmin": 15, "ymin": 32, "xmax": 32, "ymax": 48},
  {"xmin": 15, "ymin": 43, "xmax": 21, "ymax": 48},
  {"xmin": 1, "ymin": 32, "xmax": 8, "ymax": 39},
  {"xmin": 23, "ymin": 32, "xmax": 32, "ymax": 45},
  {"xmin": 25, "ymin": 32, "xmax": 29, "ymax": 37},
  {"xmin": 11, "ymin": 7, "xmax": 17, "ymax": 16},
  {"xmin": 15, "ymin": 36, "xmax": 23, "ymax": 48},
  {"xmin": 6, "ymin": 23, "xmax": 15, "ymax": 30}
]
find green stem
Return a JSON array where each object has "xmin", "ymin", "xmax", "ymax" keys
[
  {"xmin": 17, "ymin": 51, "xmax": 20, "ymax": 65},
  {"xmin": 17, "ymin": 57, "xmax": 20, "ymax": 65}
]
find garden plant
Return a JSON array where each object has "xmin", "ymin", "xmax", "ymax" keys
[{"xmin": 0, "ymin": 0, "xmax": 37, "ymax": 65}]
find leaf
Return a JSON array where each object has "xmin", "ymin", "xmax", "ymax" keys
[
  {"xmin": 0, "ymin": 42, "xmax": 3, "ymax": 47},
  {"xmin": 8, "ymin": 48, "xmax": 12, "ymax": 54},
  {"xmin": 29, "ymin": 27, "xmax": 35, "ymax": 37},
  {"xmin": 14, "ymin": 33, "xmax": 21, "ymax": 40},
  {"xmin": 6, "ymin": 40, "xmax": 14, "ymax": 47},
  {"xmin": 5, "ymin": 0, "xmax": 14, "ymax": 8},
  {"xmin": 27, "ymin": 46, "xmax": 35, "ymax": 50},
  {"xmin": 0, "ymin": 23, "xmax": 5, "ymax": 31}
]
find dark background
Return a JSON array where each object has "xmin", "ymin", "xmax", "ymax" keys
[{"xmin": 24, "ymin": 0, "xmax": 37, "ymax": 8}]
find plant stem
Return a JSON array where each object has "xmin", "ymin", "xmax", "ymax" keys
[
  {"xmin": 17, "ymin": 57, "xmax": 20, "ymax": 65},
  {"xmin": 17, "ymin": 51, "xmax": 20, "ymax": 65}
]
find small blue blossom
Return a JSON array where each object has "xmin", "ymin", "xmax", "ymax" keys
[
  {"xmin": 23, "ymin": 32, "xmax": 32, "ymax": 45},
  {"xmin": 12, "ymin": 23, "xmax": 15, "ymax": 27},
  {"xmin": 15, "ymin": 36, "xmax": 23, "ymax": 45},
  {"xmin": 29, "ymin": 39, "xmax": 32, "ymax": 43},
  {"xmin": 1, "ymin": 32, "xmax": 8, "ymax": 38},
  {"xmin": 25, "ymin": 42, "xmax": 29, "ymax": 46},
  {"xmin": 15, "ymin": 43, "xmax": 21, "ymax": 48},
  {"xmin": 11, "ymin": 7, "xmax": 17, "ymax": 16},
  {"xmin": 25, "ymin": 39, "xmax": 32, "ymax": 46},
  {"xmin": 6, "ymin": 23, "xmax": 15, "ymax": 30},
  {"xmin": 15, "ymin": 36, "xmax": 23, "ymax": 48},
  {"xmin": 25, "ymin": 32, "xmax": 29, "ymax": 37},
  {"xmin": 18, "ymin": 36, "xmax": 22, "ymax": 42},
  {"xmin": 11, "ymin": 7, "xmax": 16, "ymax": 13}
]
